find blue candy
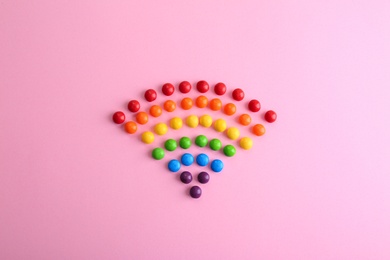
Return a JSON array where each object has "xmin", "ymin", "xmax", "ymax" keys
[
  {"xmin": 210, "ymin": 159, "xmax": 224, "ymax": 172},
  {"xmin": 181, "ymin": 153, "xmax": 194, "ymax": 166},
  {"xmin": 168, "ymin": 159, "xmax": 181, "ymax": 172},
  {"xmin": 196, "ymin": 153, "xmax": 209, "ymax": 167}
]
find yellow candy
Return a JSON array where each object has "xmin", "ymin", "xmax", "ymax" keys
[
  {"xmin": 199, "ymin": 114, "xmax": 212, "ymax": 128},
  {"xmin": 214, "ymin": 119, "xmax": 227, "ymax": 132},
  {"xmin": 170, "ymin": 117, "xmax": 183, "ymax": 130},
  {"xmin": 154, "ymin": 123, "xmax": 168, "ymax": 135},
  {"xmin": 240, "ymin": 137, "xmax": 253, "ymax": 150},
  {"xmin": 227, "ymin": 127, "xmax": 240, "ymax": 140},
  {"xmin": 141, "ymin": 131, "xmax": 155, "ymax": 144},
  {"xmin": 186, "ymin": 115, "xmax": 199, "ymax": 128}
]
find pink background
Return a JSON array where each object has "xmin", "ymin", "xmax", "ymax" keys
[{"xmin": 1, "ymin": 0, "xmax": 390, "ymax": 259}]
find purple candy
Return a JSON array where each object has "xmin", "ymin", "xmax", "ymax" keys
[
  {"xmin": 190, "ymin": 186, "xmax": 202, "ymax": 198},
  {"xmin": 198, "ymin": 172, "xmax": 210, "ymax": 184},
  {"xmin": 180, "ymin": 171, "xmax": 193, "ymax": 184}
]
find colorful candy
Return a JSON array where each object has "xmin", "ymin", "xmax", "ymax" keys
[
  {"xmin": 113, "ymin": 111, "xmax": 125, "ymax": 124},
  {"xmin": 168, "ymin": 159, "xmax": 181, "ymax": 172},
  {"xmin": 128, "ymin": 100, "xmax": 140, "ymax": 112},
  {"xmin": 163, "ymin": 100, "xmax": 176, "ymax": 112},
  {"xmin": 154, "ymin": 123, "xmax": 168, "ymax": 135},
  {"xmin": 232, "ymin": 88, "xmax": 244, "ymax": 101},
  {"xmin": 248, "ymin": 99, "xmax": 261, "ymax": 112},
  {"xmin": 162, "ymin": 83, "xmax": 175, "ymax": 96},
  {"xmin": 199, "ymin": 114, "xmax": 212, "ymax": 127},
  {"xmin": 152, "ymin": 148, "xmax": 165, "ymax": 160},
  {"xmin": 224, "ymin": 103, "xmax": 236, "ymax": 116},
  {"xmin": 170, "ymin": 117, "xmax": 183, "ymax": 130},
  {"xmin": 196, "ymin": 95, "xmax": 208, "ymax": 108},
  {"xmin": 252, "ymin": 124, "xmax": 266, "ymax": 136},
  {"xmin": 181, "ymin": 153, "xmax": 194, "ymax": 166},
  {"xmin": 149, "ymin": 105, "xmax": 162, "ymax": 117},
  {"xmin": 141, "ymin": 131, "xmax": 155, "ymax": 144},
  {"xmin": 124, "ymin": 121, "xmax": 137, "ymax": 134},
  {"xmin": 226, "ymin": 127, "xmax": 240, "ymax": 140},
  {"xmin": 240, "ymin": 137, "xmax": 253, "ymax": 150},
  {"xmin": 209, "ymin": 138, "xmax": 222, "ymax": 151},
  {"xmin": 179, "ymin": 81, "xmax": 191, "ymax": 93},
  {"xmin": 196, "ymin": 80, "xmax": 209, "ymax": 93},
  {"xmin": 195, "ymin": 135, "xmax": 208, "ymax": 147},
  {"xmin": 165, "ymin": 139, "xmax": 177, "ymax": 151},
  {"xmin": 190, "ymin": 186, "xmax": 202, "ymax": 198},
  {"xmin": 144, "ymin": 89, "xmax": 157, "ymax": 102},
  {"xmin": 209, "ymin": 98, "xmax": 222, "ymax": 111},
  {"xmin": 186, "ymin": 115, "xmax": 199, "ymax": 128},
  {"xmin": 179, "ymin": 137, "xmax": 191, "ymax": 149},
  {"xmin": 239, "ymin": 114, "xmax": 251, "ymax": 126},
  {"xmin": 265, "ymin": 110, "xmax": 277, "ymax": 123},
  {"xmin": 197, "ymin": 172, "xmax": 210, "ymax": 184},
  {"xmin": 136, "ymin": 112, "xmax": 148, "ymax": 125},
  {"xmin": 180, "ymin": 171, "xmax": 193, "ymax": 184},
  {"xmin": 214, "ymin": 82, "xmax": 226, "ymax": 95},
  {"xmin": 196, "ymin": 153, "xmax": 209, "ymax": 166},
  {"xmin": 210, "ymin": 159, "xmax": 224, "ymax": 172},
  {"xmin": 223, "ymin": 145, "xmax": 236, "ymax": 157},
  {"xmin": 214, "ymin": 118, "xmax": 227, "ymax": 132},
  {"xmin": 181, "ymin": 97, "xmax": 193, "ymax": 110}
]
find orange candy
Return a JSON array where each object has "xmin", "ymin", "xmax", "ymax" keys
[
  {"xmin": 224, "ymin": 103, "xmax": 236, "ymax": 116},
  {"xmin": 149, "ymin": 105, "xmax": 162, "ymax": 117},
  {"xmin": 239, "ymin": 114, "xmax": 252, "ymax": 126},
  {"xmin": 136, "ymin": 112, "xmax": 148, "ymax": 125},
  {"xmin": 196, "ymin": 95, "xmax": 208, "ymax": 108},
  {"xmin": 253, "ymin": 124, "xmax": 266, "ymax": 136},
  {"xmin": 124, "ymin": 121, "xmax": 137, "ymax": 134},
  {"xmin": 209, "ymin": 98, "xmax": 222, "ymax": 111},
  {"xmin": 181, "ymin": 97, "xmax": 193, "ymax": 110},
  {"xmin": 164, "ymin": 100, "xmax": 176, "ymax": 112}
]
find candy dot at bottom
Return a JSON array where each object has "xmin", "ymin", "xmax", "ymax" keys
[
  {"xmin": 190, "ymin": 186, "xmax": 202, "ymax": 198},
  {"xmin": 210, "ymin": 159, "xmax": 224, "ymax": 172},
  {"xmin": 168, "ymin": 159, "xmax": 181, "ymax": 172}
]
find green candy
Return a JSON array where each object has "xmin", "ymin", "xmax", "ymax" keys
[
  {"xmin": 195, "ymin": 135, "xmax": 208, "ymax": 147},
  {"xmin": 164, "ymin": 139, "xmax": 177, "ymax": 151},
  {"xmin": 223, "ymin": 145, "xmax": 236, "ymax": 157},
  {"xmin": 152, "ymin": 147, "xmax": 165, "ymax": 160},
  {"xmin": 209, "ymin": 139, "xmax": 222, "ymax": 151},
  {"xmin": 179, "ymin": 137, "xmax": 191, "ymax": 149}
]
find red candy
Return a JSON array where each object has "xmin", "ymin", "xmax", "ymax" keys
[
  {"xmin": 128, "ymin": 100, "xmax": 140, "ymax": 112},
  {"xmin": 144, "ymin": 89, "xmax": 157, "ymax": 102},
  {"xmin": 214, "ymin": 82, "xmax": 226, "ymax": 95},
  {"xmin": 112, "ymin": 111, "xmax": 125, "ymax": 124},
  {"xmin": 265, "ymin": 110, "xmax": 277, "ymax": 123},
  {"xmin": 179, "ymin": 81, "xmax": 192, "ymax": 93},
  {"xmin": 248, "ymin": 99, "xmax": 261, "ymax": 112},
  {"xmin": 196, "ymin": 80, "xmax": 209, "ymax": 93},
  {"xmin": 232, "ymin": 88, "xmax": 244, "ymax": 101},
  {"xmin": 162, "ymin": 83, "xmax": 175, "ymax": 96}
]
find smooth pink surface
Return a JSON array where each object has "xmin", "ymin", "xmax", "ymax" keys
[{"xmin": 1, "ymin": 1, "xmax": 390, "ymax": 259}]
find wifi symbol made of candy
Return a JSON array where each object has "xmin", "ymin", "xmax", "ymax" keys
[{"xmin": 112, "ymin": 81, "xmax": 277, "ymax": 199}]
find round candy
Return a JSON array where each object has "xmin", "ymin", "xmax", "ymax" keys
[
  {"xmin": 196, "ymin": 153, "xmax": 209, "ymax": 167},
  {"xmin": 136, "ymin": 112, "xmax": 148, "ymax": 125},
  {"xmin": 180, "ymin": 171, "xmax": 193, "ymax": 184},
  {"xmin": 199, "ymin": 114, "xmax": 213, "ymax": 128},
  {"xmin": 181, "ymin": 97, "xmax": 193, "ymax": 110},
  {"xmin": 190, "ymin": 186, "xmax": 202, "ymax": 198},
  {"xmin": 240, "ymin": 137, "xmax": 253, "ymax": 150},
  {"xmin": 195, "ymin": 135, "xmax": 208, "ymax": 147},
  {"xmin": 128, "ymin": 100, "xmax": 140, "ymax": 113},
  {"xmin": 209, "ymin": 139, "xmax": 222, "ymax": 151},
  {"xmin": 214, "ymin": 82, "xmax": 226, "ymax": 95},
  {"xmin": 168, "ymin": 159, "xmax": 181, "ymax": 172},
  {"xmin": 179, "ymin": 81, "xmax": 191, "ymax": 93},
  {"xmin": 198, "ymin": 172, "xmax": 210, "ymax": 184},
  {"xmin": 195, "ymin": 95, "xmax": 208, "ymax": 108},
  {"xmin": 179, "ymin": 137, "xmax": 191, "ymax": 149},
  {"xmin": 186, "ymin": 115, "xmax": 199, "ymax": 128},
  {"xmin": 181, "ymin": 153, "xmax": 194, "ymax": 166},
  {"xmin": 196, "ymin": 80, "xmax": 209, "ymax": 93},
  {"xmin": 144, "ymin": 89, "xmax": 157, "ymax": 102},
  {"xmin": 113, "ymin": 111, "xmax": 125, "ymax": 124},
  {"xmin": 170, "ymin": 117, "xmax": 183, "ymax": 130},
  {"xmin": 154, "ymin": 123, "xmax": 168, "ymax": 135},
  {"xmin": 209, "ymin": 98, "xmax": 222, "ymax": 111},
  {"xmin": 214, "ymin": 119, "xmax": 227, "ymax": 132},
  {"xmin": 162, "ymin": 83, "xmax": 174, "ymax": 96},
  {"xmin": 239, "ymin": 114, "xmax": 252, "ymax": 126},
  {"xmin": 226, "ymin": 127, "xmax": 240, "ymax": 140},
  {"xmin": 149, "ymin": 105, "xmax": 162, "ymax": 117},
  {"xmin": 223, "ymin": 145, "xmax": 236, "ymax": 157},
  {"xmin": 232, "ymin": 88, "xmax": 244, "ymax": 101},
  {"xmin": 265, "ymin": 110, "xmax": 277, "ymax": 123},
  {"xmin": 152, "ymin": 147, "xmax": 165, "ymax": 160},
  {"xmin": 141, "ymin": 131, "xmax": 155, "ymax": 144},
  {"xmin": 164, "ymin": 100, "xmax": 176, "ymax": 112},
  {"xmin": 248, "ymin": 99, "xmax": 261, "ymax": 112},
  {"xmin": 164, "ymin": 139, "xmax": 177, "ymax": 151},
  {"xmin": 210, "ymin": 159, "xmax": 224, "ymax": 172},
  {"xmin": 253, "ymin": 124, "xmax": 266, "ymax": 136},
  {"xmin": 124, "ymin": 121, "xmax": 137, "ymax": 134},
  {"xmin": 224, "ymin": 103, "xmax": 236, "ymax": 116}
]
